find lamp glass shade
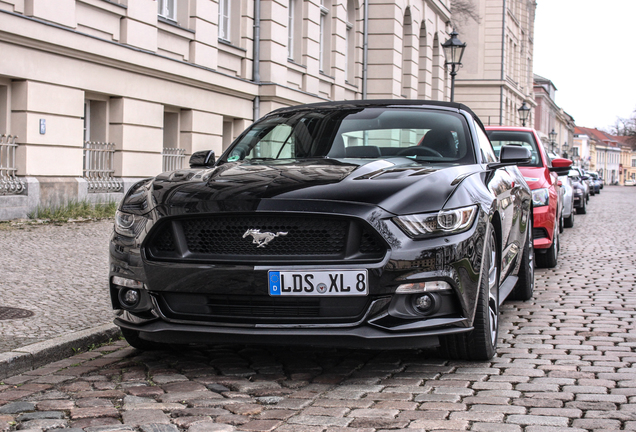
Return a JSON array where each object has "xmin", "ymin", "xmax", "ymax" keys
[
  {"xmin": 442, "ymin": 31, "xmax": 466, "ymax": 65},
  {"xmin": 518, "ymin": 102, "xmax": 531, "ymax": 122}
]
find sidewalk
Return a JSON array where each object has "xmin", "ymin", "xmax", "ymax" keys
[{"xmin": 0, "ymin": 219, "xmax": 119, "ymax": 378}]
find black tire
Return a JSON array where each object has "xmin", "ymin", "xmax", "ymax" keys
[
  {"xmin": 536, "ymin": 224, "xmax": 558, "ymax": 268},
  {"xmin": 564, "ymin": 211, "xmax": 574, "ymax": 228},
  {"xmin": 439, "ymin": 226, "xmax": 499, "ymax": 360},
  {"xmin": 121, "ymin": 328, "xmax": 165, "ymax": 351},
  {"xmin": 576, "ymin": 198, "xmax": 587, "ymax": 214},
  {"xmin": 559, "ymin": 213, "xmax": 564, "ymax": 233},
  {"xmin": 509, "ymin": 227, "xmax": 534, "ymax": 301}
]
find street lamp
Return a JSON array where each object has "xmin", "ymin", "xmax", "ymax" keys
[
  {"xmin": 549, "ymin": 129, "xmax": 557, "ymax": 154},
  {"xmin": 442, "ymin": 30, "xmax": 466, "ymax": 103},
  {"xmin": 518, "ymin": 102, "xmax": 531, "ymax": 127},
  {"xmin": 562, "ymin": 141, "xmax": 569, "ymax": 159}
]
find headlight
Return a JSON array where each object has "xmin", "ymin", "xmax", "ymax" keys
[
  {"xmin": 531, "ymin": 188, "xmax": 549, "ymax": 207},
  {"xmin": 393, "ymin": 205, "xmax": 477, "ymax": 239},
  {"xmin": 115, "ymin": 210, "xmax": 148, "ymax": 237},
  {"xmin": 574, "ymin": 188, "xmax": 584, "ymax": 195}
]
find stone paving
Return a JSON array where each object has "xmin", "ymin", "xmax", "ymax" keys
[
  {"xmin": 1, "ymin": 186, "xmax": 636, "ymax": 431},
  {"xmin": 0, "ymin": 220, "xmax": 113, "ymax": 352}
]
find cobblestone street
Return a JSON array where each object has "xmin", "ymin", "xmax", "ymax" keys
[
  {"xmin": 1, "ymin": 186, "xmax": 635, "ymax": 431},
  {"xmin": 0, "ymin": 220, "xmax": 113, "ymax": 353}
]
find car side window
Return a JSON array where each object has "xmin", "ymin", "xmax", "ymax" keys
[{"xmin": 474, "ymin": 126, "xmax": 497, "ymax": 163}]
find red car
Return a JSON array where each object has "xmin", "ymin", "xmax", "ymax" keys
[{"xmin": 486, "ymin": 127, "xmax": 571, "ymax": 268}]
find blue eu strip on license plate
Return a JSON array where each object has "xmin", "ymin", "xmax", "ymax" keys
[{"xmin": 268, "ymin": 270, "xmax": 368, "ymax": 296}]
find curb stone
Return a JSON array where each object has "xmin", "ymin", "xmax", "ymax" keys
[{"xmin": 0, "ymin": 323, "xmax": 121, "ymax": 380}]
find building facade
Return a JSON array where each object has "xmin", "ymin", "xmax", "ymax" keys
[
  {"xmin": 0, "ymin": 0, "xmax": 454, "ymax": 219},
  {"xmin": 533, "ymin": 74, "xmax": 574, "ymax": 157},
  {"xmin": 574, "ymin": 126, "xmax": 622, "ymax": 184},
  {"xmin": 453, "ymin": 0, "xmax": 536, "ymax": 128}
]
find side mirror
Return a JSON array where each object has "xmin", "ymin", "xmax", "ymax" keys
[
  {"xmin": 495, "ymin": 145, "xmax": 532, "ymax": 165},
  {"xmin": 548, "ymin": 157, "xmax": 572, "ymax": 176},
  {"xmin": 189, "ymin": 150, "xmax": 215, "ymax": 168}
]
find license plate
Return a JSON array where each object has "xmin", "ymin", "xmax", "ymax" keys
[{"xmin": 268, "ymin": 270, "xmax": 368, "ymax": 296}]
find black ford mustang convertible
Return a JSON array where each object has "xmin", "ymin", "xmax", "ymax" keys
[{"xmin": 110, "ymin": 100, "xmax": 534, "ymax": 360}]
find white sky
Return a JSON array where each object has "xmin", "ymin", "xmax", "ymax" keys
[{"xmin": 533, "ymin": 0, "xmax": 636, "ymax": 130}]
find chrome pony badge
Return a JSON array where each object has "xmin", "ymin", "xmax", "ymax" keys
[{"xmin": 243, "ymin": 229, "xmax": 288, "ymax": 248}]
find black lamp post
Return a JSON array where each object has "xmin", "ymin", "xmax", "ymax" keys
[
  {"xmin": 442, "ymin": 30, "xmax": 466, "ymax": 103},
  {"xmin": 562, "ymin": 141, "xmax": 569, "ymax": 159},
  {"xmin": 518, "ymin": 102, "xmax": 531, "ymax": 127},
  {"xmin": 549, "ymin": 129, "xmax": 557, "ymax": 154}
]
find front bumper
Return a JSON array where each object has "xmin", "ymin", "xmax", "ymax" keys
[
  {"xmin": 532, "ymin": 205, "xmax": 556, "ymax": 250},
  {"xmin": 110, "ymin": 205, "xmax": 489, "ymax": 349}
]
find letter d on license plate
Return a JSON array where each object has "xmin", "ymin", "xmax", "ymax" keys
[{"xmin": 269, "ymin": 270, "xmax": 368, "ymax": 296}]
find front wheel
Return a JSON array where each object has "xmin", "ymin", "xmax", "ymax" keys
[
  {"xmin": 509, "ymin": 226, "xmax": 534, "ymax": 301},
  {"xmin": 439, "ymin": 226, "xmax": 499, "ymax": 360},
  {"xmin": 576, "ymin": 198, "xmax": 587, "ymax": 214},
  {"xmin": 536, "ymin": 224, "xmax": 558, "ymax": 268}
]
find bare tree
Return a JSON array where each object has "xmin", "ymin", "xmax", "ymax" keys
[
  {"xmin": 450, "ymin": 0, "xmax": 481, "ymax": 32},
  {"xmin": 606, "ymin": 109, "xmax": 636, "ymax": 148}
]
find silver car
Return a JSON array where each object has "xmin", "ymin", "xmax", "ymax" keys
[{"xmin": 558, "ymin": 174, "xmax": 575, "ymax": 229}]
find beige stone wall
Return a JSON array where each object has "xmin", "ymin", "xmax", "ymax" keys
[
  {"xmin": 0, "ymin": 0, "xmax": 455, "ymax": 216},
  {"xmin": 454, "ymin": 0, "xmax": 535, "ymax": 126}
]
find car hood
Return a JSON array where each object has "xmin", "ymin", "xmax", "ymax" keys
[
  {"xmin": 518, "ymin": 166, "xmax": 551, "ymax": 190},
  {"xmin": 146, "ymin": 158, "xmax": 484, "ymax": 216}
]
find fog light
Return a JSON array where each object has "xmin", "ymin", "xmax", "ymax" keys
[
  {"xmin": 414, "ymin": 293, "xmax": 434, "ymax": 313},
  {"xmin": 119, "ymin": 288, "xmax": 140, "ymax": 308}
]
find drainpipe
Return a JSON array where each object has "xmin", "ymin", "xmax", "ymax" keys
[
  {"xmin": 499, "ymin": 0, "xmax": 507, "ymax": 125},
  {"xmin": 362, "ymin": 0, "xmax": 369, "ymax": 99},
  {"xmin": 253, "ymin": 0, "xmax": 261, "ymax": 121}
]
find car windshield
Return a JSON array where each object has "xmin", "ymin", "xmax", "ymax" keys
[
  {"xmin": 222, "ymin": 107, "xmax": 475, "ymax": 165},
  {"xmin": 486, "ymin": 131, "xmax": 542, "ymax": 168}
]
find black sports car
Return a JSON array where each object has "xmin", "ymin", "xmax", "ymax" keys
[{"xmin": 110, "ymin": 100, "xmax": 534, "ymax": 360}]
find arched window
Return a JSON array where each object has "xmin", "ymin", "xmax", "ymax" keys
[
  {"xmin": 345, "ymin": 0, "xmax": 356, "ymax": 82},
  {"xmin": 418, "ymin": 23, "xmax": 431, "ymax": 99},
  {"xmin": 401, "ymin": 8, "xmax": 414, "ymax": 98},
  {"xmin": 432, "ymin": 33, "xmax": 443, "ymax": 100},
  {"xmin": 319, "ymin": 0, "xmax": 332, "ymax": 73}
]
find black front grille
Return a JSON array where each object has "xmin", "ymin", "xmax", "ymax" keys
[
  {"xmin": 156, "ymin": 292, "xmax": 369, "ymax": 324},
  {"xmin": 183, "ymin": 216, "xmax": 348, "ymax": 256},
  {"xmin": 145, "ymin": 214, "xmax": 387, "ymax": 263}
]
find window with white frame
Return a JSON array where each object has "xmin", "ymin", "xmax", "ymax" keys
[
  {"xmin": 345, "ymin": 0, "xmax": 355, "ymax": 82},
  {"xmin": 319, "ymin": 1, "xmax": 330, "ymax": 73},
  {"xmin": 158, "ymin": 0, "xmax": 177, "ymax": 21},
  {"xmin": 288, "ymin": 0, "xmax": 294, "ymax": 59},
  {"xmin": 219, "ymin": 0, "xmax": 231, "ymax": 41}
]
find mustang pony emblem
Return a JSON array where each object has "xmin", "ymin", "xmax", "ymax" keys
[{"xmin": 243, "ymin": 229, "xmax": 288, "ymax": 248}]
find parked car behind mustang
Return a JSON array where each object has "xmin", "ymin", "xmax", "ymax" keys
[
  {"xmin": 587, "ymin": 171, "xmax": 601, "ymax": 194},
  {"xmin": 109, "ymin": 100, "xmax": 535, "ymax": 361},
  {"xmin": 486, "ymin": 127, "xmax": 571, "ymax": 268},
  {"xmin": 568, "ymin": 169, "xmax": 587, "ymax": 214},
  {"xmin": 558, "ymin": 173, "xmax": 575, "ymax": 228},
  {"xmin": 570, "ymin": 167, "xmax": 590, "ymax": 201}
]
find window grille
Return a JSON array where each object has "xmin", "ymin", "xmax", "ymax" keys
[
  {"xmin": 0, "ymin": 134, "xmax": 25, "ymax": 195},
  {"xmin": 83, "ymin": 141, "xmax": 123, "ymax": 193},
  {"xmin": 162, "ymin": 148, "xmax": 186, "ymax": 172}
]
